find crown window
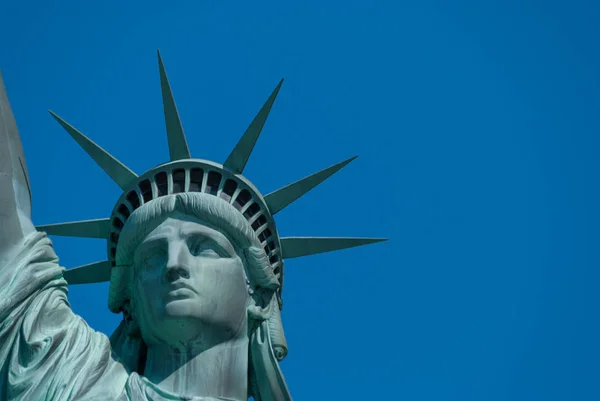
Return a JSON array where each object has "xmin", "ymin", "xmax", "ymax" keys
[
  {"xmin": 221, "ymin": 179, "xmax": 237, "ymax": 202},
  {"xmin": 112, "ymin": 217, "xmax": 124, "ymax": 230},
  {"xmin": 155, "ymin": 172, "xmax": 168, "ymax": 196},
  {"xmin": 118, "ymin": 204, "xmax": 130, "ymax": 219},
  {"xmin": 206, "ymin": 171, "xmax": 221, "ymax": 195},
  {"xmin": 234, "ymin": 189, "xmax": 251, "ymax": 210},
  {"xmin": 243, "ymin": 203, "xmax": 260, "ymax": 219},
  {"xmin": 127, "ymin": 191, "xmax": 140, "ymax": 209},
  {"xmin": 189, "ymin": 168, "xmax": 203, "ymax": 192},
  {"xmin": 172, "ymin": 169, "xmax": 185, "ymax": 193},
  {"xmin": 258, "ymin": 228, "xmax": 272, "ymax": 243},
  {"xmin": 139, "ymin": 180, "xmax": 152, "ymax": 203},
  {"xmin": 251, "ymin": 215, "xmax": 267, "ymax": 230}
]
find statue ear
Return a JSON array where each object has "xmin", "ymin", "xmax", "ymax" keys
[
  {"xmin": 108, "ymin": 263, "xmax": 133, "ymax": 314},
  {"xmin": 247, "ymin": 285, "xmax": 275, "ymax": 321},
  {"xmin": 247, "ymin": 301, "xmax": 271, "ymax": 322},
  {"xmin": 122, "ymin": 300, "xmax": 141, "ymax": 337}
]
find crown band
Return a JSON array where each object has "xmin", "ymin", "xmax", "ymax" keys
[{"xmin": 107, "ymin": 159, "xmax": 283, "ymax": 289}]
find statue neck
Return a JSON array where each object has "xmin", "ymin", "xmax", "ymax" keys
[{"xmin": 143, "ymin": 337, "xmax": 248, "ymax": 400}]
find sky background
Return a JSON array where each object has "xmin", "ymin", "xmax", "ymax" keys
[{"xmin": 1, "ymin": 1, "xmax": 600, "ymax": 400}]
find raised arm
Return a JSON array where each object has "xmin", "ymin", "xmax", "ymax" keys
[
  {"xmin": 0, "ymin": 70, "xmax": 35, "ymax": 262},
  {"xmin": 0, "ymin": 72, "xmax": 130, "ymax": 400}
]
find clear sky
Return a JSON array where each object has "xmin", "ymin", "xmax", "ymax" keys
[{"xmin": 1, "ymin": 1, "xmax": 599, "ymax": 400}]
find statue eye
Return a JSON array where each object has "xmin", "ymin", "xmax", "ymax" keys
[
  {"xmin": 189, "ymin": 239, "xmax": 222, "ymax": 258},
  {"xmin": 139, "ymin": 248, "xmax": 167, "ymax": 267}
]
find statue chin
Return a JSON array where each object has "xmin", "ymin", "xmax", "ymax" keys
[
  {"xmin": 138, "ymin": 314, "xmax": 206, "ymax": 348},
  {"xmin": 138, "ymin": 300, "xmax": 246, "ymax": 349}
]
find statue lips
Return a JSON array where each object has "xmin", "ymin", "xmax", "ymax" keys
[{"xmin": 166, "ymin": 281, "xmax": 197, "ymax": 299}]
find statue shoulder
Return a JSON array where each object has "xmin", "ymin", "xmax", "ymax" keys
[{"xmin": 0, "ymin": 257, "xmax": 129, "ymax": 400}]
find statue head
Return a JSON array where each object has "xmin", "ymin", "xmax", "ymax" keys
[
  {"xmin": 108, "ymin": 193, "xmax": 292, "ymax": 399},
  {"xmin": 113, "ymin": 193, "xmax": 279, "ymax": 351},
  {"xmin": 38, "ymin": 51, "xmax": 387, "ymax": 401},
  {"xmin": 104, "ymin": 188, "xmax": 294, "ymax": 401}
]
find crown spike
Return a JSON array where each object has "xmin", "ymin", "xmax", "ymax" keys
[
  {"xmin": 157, "ymin": 50, "xmax": 191, "ymax": 161},
  {"xmin": 63, "ymin": 260, "xmax": 111, "ymax": 284},
  {"xmin": 264, "ymin": 156, "xmax": 357, "ymax": 215},
  {"xmin": 224, "ymin": 79, "xmax": 284, "ymax": 174},
  {"xmin": 36, "ymin": 218, "xmax": 111, "ymax": 239},
  {"xmin": 48, "ymin": 111, "xmax": 137, "ymax": 190},
  {"xmin": 281, "ymin": 237, "xmax": 387, "ymax": 259}
]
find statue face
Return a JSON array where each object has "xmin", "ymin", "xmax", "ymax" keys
[{"xmin": 131, "ymin": 212, "xmax": 249, "ymax": 347}]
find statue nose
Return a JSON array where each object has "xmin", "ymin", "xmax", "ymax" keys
[
  {"xmin": 165, "ymin": 242, "xmax": 191, "ymax": 281},
  {"xmin": 165, "ymin": 266, "xmax": 189, "ymax": 281}
]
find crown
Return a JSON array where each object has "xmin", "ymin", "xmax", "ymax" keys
[{"xmin": 36, "ymin": 50, "xmax": 386, "ymax": 308}]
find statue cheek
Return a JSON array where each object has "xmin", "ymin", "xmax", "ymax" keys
[
  {"xmin": 134, "ymin": 261, "xmax": 165, "ymax": 288},
  {"xmin": 192, "ymin": 260, "xmax": 246, "ymax": 304},
  {"xmin": 217, "ymin": 259, "xmax": 247, "ymax": 290},
  {"xmin": 223, "ymin": 262, "xmax": 250, "ymax": 306},
  {"xmin": 132, "ymin": 274, "xmax": 163, "ymax": 315}
]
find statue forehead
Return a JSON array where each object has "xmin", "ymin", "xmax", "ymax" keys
[
  {"xmin": 141, "ymin": 212, "xmax": 229, "ymax": 241},
  {"xmin": 136, "ymin": 212, "xmax": 238, "ymax": 259}
]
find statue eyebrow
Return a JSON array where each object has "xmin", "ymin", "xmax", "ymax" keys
[
  {"xmin": 180, "ymin": 226, "xmax": 235, "ymax": 254},
  {"xmin": 136, "ymin": 236, "xmax": 168, "ymax": 257}
]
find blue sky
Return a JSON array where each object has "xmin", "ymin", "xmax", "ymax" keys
[{"xmin": 2, "ymin": 1, "xmax": 600, "ymax": 400}]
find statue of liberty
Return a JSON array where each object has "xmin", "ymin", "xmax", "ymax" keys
[{"xmin": 0, "ymin": 51, "xmax": 385, "ymax": 401}]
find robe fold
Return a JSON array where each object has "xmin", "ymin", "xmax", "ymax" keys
[{"xmin": 0, "ymin": 231, "xmax": 127, "ymax": 400}]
